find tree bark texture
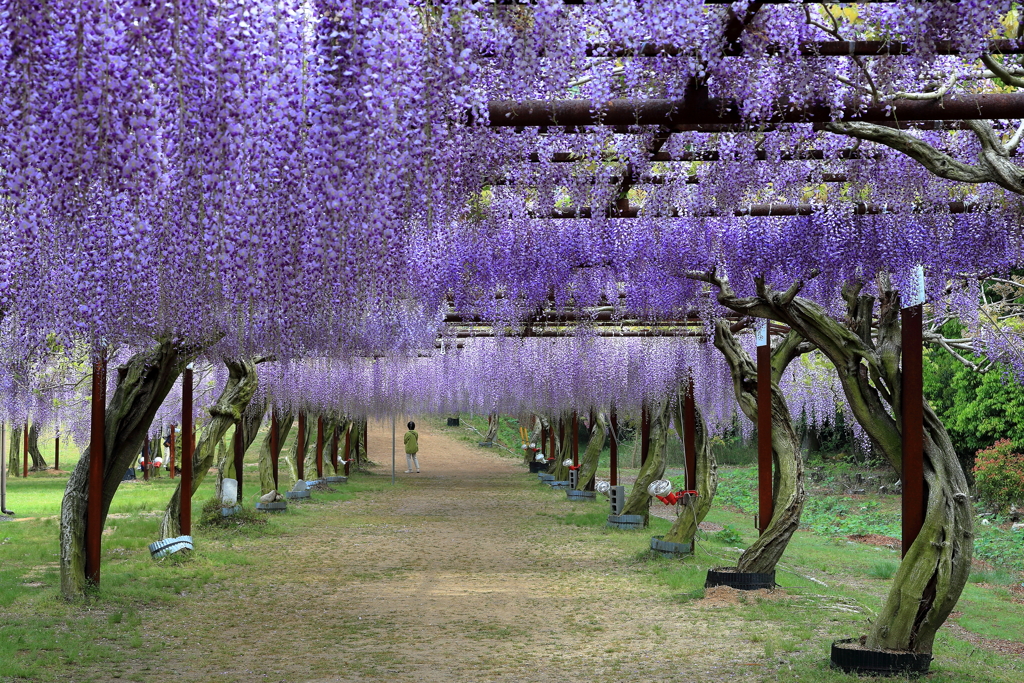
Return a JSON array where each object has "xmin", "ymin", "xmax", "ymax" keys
[
  {"xmin": 484, "ymin": 412, "xmax": 499, "ymax": 443},
  {"xmin": 258, "ymin": 412, "xmax": 293, "ymax": 494},
  {"xmin": 574, "ymin": 412, "xmax": 607, "ymax": 490},
  {"xmin": 663, "ymin": 386, "xmax": 718, "ymax": 545},
  {"xmin": 159, "ymin": 358, "xmax": 259, "ymax": 539},
  {"xmin": 714, "ymin": 321, "xmax": 808, "ymax": 574},
  {"xmin": 692, "ymin": 271, "xmax": 972, "ymax": 653},
  {"xmin": 6, "ymin": 425, "xmax": 21, "ymax": 476},
  {"xmin": 549, "ymin": 413, "xmax": 573, "ymax": 481},
  {"xmin": 59, "ymin": 341, "xmax": 203, "ymax": 598},
  {"xmin": 621, "ymin": 399, "xmax": 671, "ymax": 522},
  {"xmin": 28, "ymin": 424, "xmax": 47, "ymax": 470}
]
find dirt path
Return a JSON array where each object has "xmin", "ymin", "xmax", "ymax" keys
[{"xmin": 106, "ymin": 421, "xmax": 767, "ymax": 683}]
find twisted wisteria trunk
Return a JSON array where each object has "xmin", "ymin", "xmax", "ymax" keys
[
  {"xmin": 695, "ymin": 270, "xmax": 972, "ymax": 654},
  {"xmin": 549, "ymin": 413, "xmax": 572, "ymax": 481},
  {"xmin": 714, "ymin": 322, "xmax": 808, "ymax": 574},
  {"xmin": 213, "ymin": 394, "xmax": 266, "ymax": 502},
  {"xmin": 258, "ymin": 412, "xmax": 294, "ymax": 495},
  {"xmin": 159, "ymin": 358, "xmax": 259, "ymax": 539},
  {"xmin": 483, "ymin": 412, "xmax": 499, "ymax": 443},
  {"xmin": 574, "ymin": 412, "xmax": 606, "ymax": 490},
  {"xmin": 662, "ymin": 387, "xmax": 717, "ymax": 545},
  {"xmin": 60, "ymin": 340, "xmax": 203, "ymax": 598},
  {"xmin": 620, "ymin": 399, "xmax": 670, "ymax": 523},
  {"xmin": 5, "ymin": 425, "xmax": 21, "ymax": 476},
  {"xmin": 525, "ymin": 415, "xmax": 543, "ymax": 465},
  {"xmin": 28, "ymin": 424, "xmax": 47, "ymax": 470}
]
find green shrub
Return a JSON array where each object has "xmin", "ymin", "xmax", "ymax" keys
[
  {"xmin": 973, "ymin": 440, "xmax": 1024, "ymax": 511},
  {"xmin": 867, "ymin": 560, "xmax": 898, "ymax": 579},
  {"xmin": 716, "ymin": 525, "xmax": 743, "ymax": 545}
]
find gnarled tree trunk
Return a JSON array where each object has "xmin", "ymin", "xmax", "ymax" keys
[
  {"xmin": 621, "ymin": 399, "xmax": 671, "ymax": 524},
  {"xmin": 549, "ymin": 413, "xmax": 572, "ymax": 481},
  {"xmin": 575, "ymin": 412, "xmax": 606, "ymax": 490},
  {"xmin": 159, "ymin": 358, "xmax": 259, "ymax": 539},
  {"xmin": 258, "ymin": 412, "xmax": 294, "ymax": 495},
  {"xmin": 715, "ymin": 322, "xmax": 809, "ymax": 574},
  {"xmin": 28, "ymin": 424, "xmax": 47, "ymax": 470},
  {"xmin": 692, "ymin": 270, "xmax": 972, "ymax": 653},
  {"xmin": 60, "ymin": 340, "xmax": 204, "ymax": 598},
  {"xmin": 663, "ymin": 386, "xmax": 718, "ymax": 545},
  {"xmin": 483, "ymin": 412, "xmax": 499, "ymax": 443},
  {"xmin": 6, "ymin": 425, "xmax": 21, "ymax": 476}
]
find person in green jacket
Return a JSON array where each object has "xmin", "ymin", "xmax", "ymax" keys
[{"xmin": 403, "ymin": 421, "xmax": 420, "ymax": 473}]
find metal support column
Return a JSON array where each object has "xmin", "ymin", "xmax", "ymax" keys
[
  {"xmin": 270, "ymin": 410, "xmax": 280, "ymax": 490},
  {"xmin": 571, "ymin": 412, "xmax": 579, "ymax": 466},
  {"xmin": 233, "ymin": 420, "xmax": 244, "ymax": 501},
  {"xmin": 640, "ymin": 403, "xmax": 650, "ymax": 467},
  {"xmin": 54, "ymin": 435, "xmax": 60, "ymax": 471},
  {"xmin": 142, "ymin": 438, "xmax": 150, "ymax": 481},
  {"xmin": 757, "ymin": 323, "xmax": 773, "ymax": 535},
  {"xmin": 180, "ymin": 365, "xmax": 194, "ymax": 537},
  {"xmin": 902, "ymin": 303, "xmax": 925, "ymax": 557},
  {"xmin": 609, "ymin": 406, "xmax": 618, "ymax": 486},
  {"xmin": 316, "ymin": 416, "xmax": 324, "ymax": 480},
  {"xmin": 23, "ymin": 422, "xmax": 28, "ymax": 477},
  {"xmin": 296, "ymin": 412, "xmax": 306, "ymax": 481},
  {"xmin": 684, "ymin": 378, "xmax": 697, "ymax": 491},
  {"xmin": 168, "ymin": 424, "xmax": 176, "ymax": 479},
  {"xmin": 331, "ymin": 425, "xmax": 339, "ymax": 474},
  {"xmin": 343, "ymin": 424, "xmax": 351, "ymax": 477},
  {"xmin": 86, "ymin": 352, "xmax": 107, "ymax": 586}
]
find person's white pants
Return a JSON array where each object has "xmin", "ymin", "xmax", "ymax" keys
[{"xmin": 406, "ymin": 453, "xmax": 420, "ymax": 472}]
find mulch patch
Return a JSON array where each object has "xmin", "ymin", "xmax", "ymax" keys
[{"xmin": 848, "ymin": 534, "xmax": 901, "ymax": 551}]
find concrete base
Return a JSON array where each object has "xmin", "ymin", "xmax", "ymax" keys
[
  {"xmin": 325, "ymin": 476, "xmax": 347, "ymax": 483},
  {"xmin": 221, "ymin": 505, "xmax": 241, "ymax": 517},
  {"xmin": 256, "ymin": 501, "xmax": 287, "ymax": 511},
  {"xmin": 285, "ymin": 490, "xmax": 310, "ymax": 500}
]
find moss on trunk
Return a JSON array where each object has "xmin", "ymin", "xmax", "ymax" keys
[
  {"xmin": 662, "ymin": 387, "xmax": 717, "ymax": 545},
  {"xmin": 574, "ymin": 412, "xmax": 606, "ymax": 490},
  {"xmin": 620, "ymin": 400, "xmax": 670, "ymax": 522}
]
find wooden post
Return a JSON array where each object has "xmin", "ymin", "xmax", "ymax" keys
[
  {"xmin": 549, "ymin": 423, "xmax": 555, "ymax": 464},
  {"xmin": 684, "ymin": 377, "xmax": 697, "ymax": 491},
  {"xmin": 168, "ymin": 424, "xmax": 176, "ymax": 479},
  {"xmin": 296, "ymin": 413, "xmax": 306, "ymax": 481},
  {"xmin": 571, "ymin": 411, "xmax": 579, "ymax": 466},
  {"xmin": 86, "ymin": 353, "xmax": 107, "ymax": 586},
  {"xmin": 757, "ymin": 323, "xmax": 773, "ymax": 535},
  {"xmin": 609, "ymin": 406, "xmax": 618, "ymax": 486},
  {"xmin": 23, "ymin": 421, "xmax": 28, "ymax": 477},
  {"xmin": 270, "ymin": 409, "xmax": 280, "ymax": 490},
  {"xmin": 54, "ymin": 435, "xmax": 60, "ymax": 471},
  {"xmin": 316, "ymin": 416, "xmax": 324, "ymax": 479},
  {"xmin": 640, "ymin": 403, "xmax": 650, "ymax": 467},
  {"xmin": 233, "ymin": 420, "xmax": 244, "ymax": 502},
  {"xmin": 142, "ymin": 438, "xmax": 150, "ymax": 481},
  {"xmin": 343, "ymin": 423, "xmax": 351, "ymax": 477},
  {"xmin": 902, "ymin": 303, "xmax": 925, "ymax": 557},
  {"xmin": 180, "ymin": 366, "xmax": 194, "ymax": 537},
  {"xmin": 539, "ymin": 425, "xmax": 546, "ymax": 462}
]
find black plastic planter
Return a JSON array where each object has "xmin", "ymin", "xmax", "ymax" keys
[
  {"xmin": 830, "ymin": 639, "xmax": 932, "ymax": 676},
  {"xmin": 704, "ymin": 567, "xmax": 775, "ymax": 590},
  {"xmin": 447, "ymin": 417, "xmax": 460, "ymax": 426},
  {"xmin": 650, "ymin": 535, "xmax": 692, "ymax": 557},
  {"xmin": 528, "ymin": 461, "xmax": 547, "ymax": 473},
  {"xmin": 606, "ymin": 514, "xmax": 646, "ymax": 530}
]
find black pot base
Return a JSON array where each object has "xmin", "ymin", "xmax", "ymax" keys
[
  {"xmin": 830, "ymin": 639, "xmax": 932, "ymax": 676},
  {"xmin": 704, "ymin": 567, "xmax": 775, "ymax": 590}
]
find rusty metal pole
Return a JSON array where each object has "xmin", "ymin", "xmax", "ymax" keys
[
  {"xmin": 609, "ymin": 405, "xmax": 618, "ymax": 486},
  {"xmin": 539, "ymin": 424, "xmax": 546, "ymax": 461},
  {"xmin": 54, "ymin": 435, "xmax": 60, "ymax": 471},
  {"xmin": 343, "ymin": 423, "xmax": 351, "ymax": 477},
  {"xmin": 142, "ymin": 438, "xmax": 150, "ymax": 481},
  {"xmin": 23, "ymin": 421, "xmax": 28, "ymax": 477},
  {"xmin": 757, "ymin": 322, "xmax": 773, "ymax": 535},
  {"xmin": 86, "ymin": 351, "xmax": 107, "ymax": 586},
  {"xmin": 331, "ymin": 425, "xmax": 339, "ymax": 475},
  {"xmin": 180, "ymin": 366, "xmax": 194, "ymax": 537},
  {"xmin": 902, "ymin": 303, "xmax": 925, "ymax": 557},
  {"xmin": 549, "ymin": 424, "xmax": 556, "ymax": 464},
  {"xmin": 571, "ymin": 412, "xmax": 579, "ymax": 466},
  {"xmin": 270, "ymin": 409, "xmax": 280, "ymax": 490},
  {"xmin": 316, "ymin": 416, "xmax": 324, "ymax": 480},
  {"xmin": 684, "ymin": 377, "xmax": 697, "ymax": 491},
  {"xmin": 233, "ymin": 420, "xmax": 244, "ymax": 502},
  {"xmin": 640, "ymin": 403, "xmax": 650, "ymax": 467},
  {"xmin": 168, "ymin": 424, "xmax": 176, "ymax": 479},
  {"xmin": 297, "ymin": 412, "xmax": 306, "ymax": 481}
]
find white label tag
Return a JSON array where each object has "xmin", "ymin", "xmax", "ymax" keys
[
  {"xmin": 756, "ymin": 320, "xmax": 768, "ymax": 347},
  {"xmin": 905, "ymin": 264, "xmax": 926, "ymax": 307}
]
